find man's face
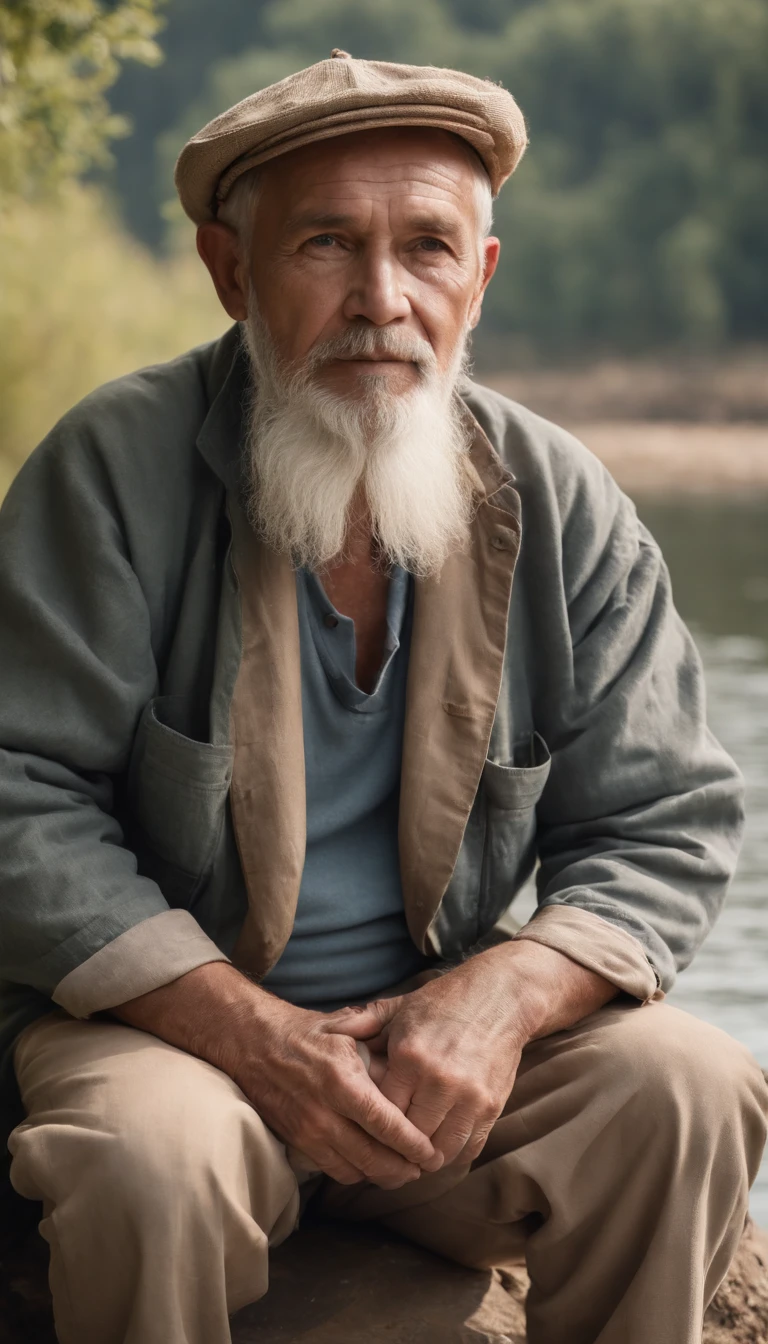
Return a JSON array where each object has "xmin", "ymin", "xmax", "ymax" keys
[{"xmin": 199, "ymin": 127, "xmax": 499, "ymax": 396}]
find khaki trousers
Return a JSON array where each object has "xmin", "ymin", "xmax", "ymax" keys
[{"xmin": 8, "ymin": 1001, "xmax": 768, "ymax": 1344}]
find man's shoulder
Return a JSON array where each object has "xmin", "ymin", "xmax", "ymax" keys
[
  {"xmin": 462, "ymin": 379, "xmax": 619, "ymax": 509},
  {"xmin": 6, "ymin": 330, "xmax": 238, "ymax": 528},
  {"xmin": 462, "ymin": 379, "xmax": 644, "ymax": 583},
  {"xmin": 54, "ymin": 335, "xmax": 223, "ymax": 457}
]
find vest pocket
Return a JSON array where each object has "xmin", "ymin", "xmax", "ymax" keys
[{"xmin": 124, "ymin": 697, "xmax": 234, "ymax": 907}]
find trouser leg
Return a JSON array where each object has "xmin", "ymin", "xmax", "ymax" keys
[
  {"xmin": 9, "ymin": 1011, "xmax": 300, "ymax": 1344},
  {"xmin": 319, "ymin": 1001, "xmax": 768, "ymax": 1344}
]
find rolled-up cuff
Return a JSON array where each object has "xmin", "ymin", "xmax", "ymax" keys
[
  {"xmin": 52, "ymin": 910, "xmax": 230, "ymax": 1018},
  {"xmin": 513, "ymin": 904, "xmax": 660, "ymax": 1003}
]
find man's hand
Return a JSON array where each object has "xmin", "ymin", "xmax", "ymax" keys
[
  {"xmin": 334, "ymin": 939, "xmax": 618, "ymax": 1169},
  {"xmin": 112, "ymin": 962, "xmax": 441, "ymax": 1190}
]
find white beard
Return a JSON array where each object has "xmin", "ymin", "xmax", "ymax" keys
[{"xmin": 242, "ymin": 307, "xmax": 475, "ymax": 578}]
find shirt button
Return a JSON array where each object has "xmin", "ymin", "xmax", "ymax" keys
[{"xmin": 323, "ymin": 613, "xmax": 339, "ymax": 629}]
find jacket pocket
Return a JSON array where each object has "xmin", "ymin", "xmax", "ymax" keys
[
  {"xmin": 124, "ymin": 696, "xmax": 234, "ymax": 907},
  {"xmin": 478, "ymin": 733, "xmax": 551, "ymax": 928},
  {"xmin": 482, "ymin": 731, "xmax": 552, "ymax": 813}
]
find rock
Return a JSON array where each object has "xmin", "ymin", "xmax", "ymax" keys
[
  {"xmin": 1, "ymin": 1215, "xmax": 766, "ymax": 1342},
  {"xmin": 230, "ymin": 1220, "xmax": 528, "ymax": 1343}
]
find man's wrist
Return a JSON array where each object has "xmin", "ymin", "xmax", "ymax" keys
[
  {"xmin": 479, "ymin": 937, "xmax": 618, "ymax": 1044},
  {"xmin": 112, "ymin": 960, "xmax": 281, "ymax": 1080}
]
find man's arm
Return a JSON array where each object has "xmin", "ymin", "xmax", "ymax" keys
[
  {"xmin": 0, "ymin": 414, "xmax": 227, "ymax": 1012},
  {"xmin": 517, "ymin": 458, "xmax": 744, "ymax": 998},
  {"xmin": 112, "ymin": 961, "xmax": 441, "ymax": 1188}
]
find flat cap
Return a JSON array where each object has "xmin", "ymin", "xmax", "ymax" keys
[{"xmin": 175, "ymin": 50, "xmax": 528, "ymax": 225}]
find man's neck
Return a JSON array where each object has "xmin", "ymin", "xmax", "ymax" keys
[{"xmin": 318, "ymin": 490, "xmax": 392, "ymax": 694}]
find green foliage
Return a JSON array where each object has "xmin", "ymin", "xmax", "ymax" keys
[
  {"xmin": 0, "ymin": 186, "xmax": 225, "ymax": 493},
  {"xmin": 261, "ymin": 0, "xmax": 464, "ymax": 65},
  {"xmin": 0, "ymin": 0, "xmax": 165, "ymax": 201},
  {"xmin": 482, "ymin": 0, "xmax": 768, "ymax": 350},
  {"xmin": 108, "ymin": 0, "xmax": 272, "ymax": 242}
]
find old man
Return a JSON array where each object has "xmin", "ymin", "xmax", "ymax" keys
[{"xmin": 0, "ymin": 50, "xmax": 766, "ymax": 1344}]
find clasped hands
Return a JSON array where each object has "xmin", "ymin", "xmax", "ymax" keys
[
  {"xmin": 232, "ymin": 940, "xmax": 582, "ymax": 1191},
  {"xmin": 115, "ymin": 938, "xmax": 615, "ymax": 1192}
]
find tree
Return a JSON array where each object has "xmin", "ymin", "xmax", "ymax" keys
[
  {"xmin": 482, "ymin": 0, "xmax": 768, "ymax": 349},
  {"xmin": 109, "ymin": 0, "xmax": 272, "ymax": 242},
  {"xmin": 0, "ymin": 0, "xmax": 165, "ymax": 202}
]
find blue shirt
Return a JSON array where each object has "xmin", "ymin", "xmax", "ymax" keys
[{"xmin": 261, "ymin": 565, "xmax": 430, "ymax": 1008}]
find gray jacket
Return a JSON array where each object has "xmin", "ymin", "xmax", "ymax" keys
[{"xmin": 0, "ymin": 327, "xmax": 743, "ymax": 1220}]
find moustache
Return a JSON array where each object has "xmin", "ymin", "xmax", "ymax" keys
[{"xmin": 302, "ymin": 326, "xmax": 438, "ymax": 377}]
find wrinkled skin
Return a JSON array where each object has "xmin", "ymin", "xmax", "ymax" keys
[
  {"xmin": 116, "ymin": 943, "xmax": 614, "ymax": 1186},
  {"xmin": 196, "ymin": 125, "xmax": 499, "ymax": 394},
  {"xmin": 332, "ymin": 938, "xmax": 616, "ymax": 1169}
]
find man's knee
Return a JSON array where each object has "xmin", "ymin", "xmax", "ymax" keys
[
  {"xmin": 11, "ymin": 1021, "xmax": 298, "ymax": 1239},
  {"xmin": 588, "ymin": 1002, "xmax": 768, "ymax": 1168}
]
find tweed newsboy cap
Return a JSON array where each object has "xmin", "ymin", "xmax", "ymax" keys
[{"xmin": 175, "ymin": 49, "xmax": 528, "ymax": 224}]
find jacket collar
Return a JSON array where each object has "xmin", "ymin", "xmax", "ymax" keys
[{"xmin": 196, "ymin": 325, "xmax": 251, "ymax": 499}]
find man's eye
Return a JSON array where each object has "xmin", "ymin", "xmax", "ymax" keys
[
  {"xmin": 418, "ymin": 237, "xmax": 447, "ymax": 252},
  {"xmin": 308, "ymin": 234, "xmax": 337, "ymax": 247}
]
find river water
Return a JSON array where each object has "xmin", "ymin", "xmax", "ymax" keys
[
  {"xmin": 513, "ymin": 496, "xmax": 768, "ymax": 1224},
  {"xmin": 644, "ymin": 498, "xmax": 768, "ymax": 1226}
]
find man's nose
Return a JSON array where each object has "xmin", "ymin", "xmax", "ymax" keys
[{"xmin": 341, "ymin": 248, "xmax": 411, "ymax": 326}]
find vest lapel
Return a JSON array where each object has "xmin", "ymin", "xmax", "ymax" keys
[
  {"xmin": 399, "ymin": 415, "xmax": 522, "ymax": 953},
  {"xmin": 227, "ymin": 498, "xmax": 306, "ymax": 975}
]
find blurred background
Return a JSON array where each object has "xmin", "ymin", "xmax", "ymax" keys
[{"xmin": 1, "ymin": 0, "xmax": 767, "ymax": 1215}]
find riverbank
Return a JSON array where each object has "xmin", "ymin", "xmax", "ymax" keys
[
  {"xmin": 481, "ymin": 350, "xmax": 768, "ymax": 425},
  {"xmin": 561, "ymin": 422, "xmax": 768, "ymax": 496}
]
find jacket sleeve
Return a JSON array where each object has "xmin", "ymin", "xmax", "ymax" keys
[
  {"xmin": 0, "ymin": 417, "xmax": 228, "ymax": 1017},
  {"xmin": 513, "ymin": 435, "xmax": 744, "ymax": 998}
]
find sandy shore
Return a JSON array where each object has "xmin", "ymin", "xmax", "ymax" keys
[
  {"xmin": 568, "ymin": 421, "xmax": 768, "ymax": 496},
  {"xmin": 482, "ymin": 352, "xmax": 768, "ymax": 425}
]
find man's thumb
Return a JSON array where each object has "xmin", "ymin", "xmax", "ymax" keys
[{"xmin": 330, "ymin": 996, "xmax": 402, "ymax": 1039}]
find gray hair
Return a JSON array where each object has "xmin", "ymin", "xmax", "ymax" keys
[{"xmin": 217, "ymin": 135, "xmax": 494, "ymax": 260}]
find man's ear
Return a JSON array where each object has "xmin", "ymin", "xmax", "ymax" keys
[
  {"xmin": 196, "ymin": 222, "xmax": 249, "ymax": 321},
  {"xmin": 468, "ymin": 235, "xmax": 500, "ymax": 331}
]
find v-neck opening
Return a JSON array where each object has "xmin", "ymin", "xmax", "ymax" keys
[{"xmin": 298, "ymin": 566, "xmax": 412, "ymax": 714}]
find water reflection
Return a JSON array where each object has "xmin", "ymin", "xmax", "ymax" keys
[
  {"xmin": 639, "ymin": 498, "xmax": 768, "ymax": 1224},
  {"xmin": 639, "ymin": 499, "xmax": 768, "ymax": 646}
]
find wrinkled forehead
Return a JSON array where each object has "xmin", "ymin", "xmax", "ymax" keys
[{"xmin": 257, "ymin": 126, "xmax": 488, "ymax": 222}]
